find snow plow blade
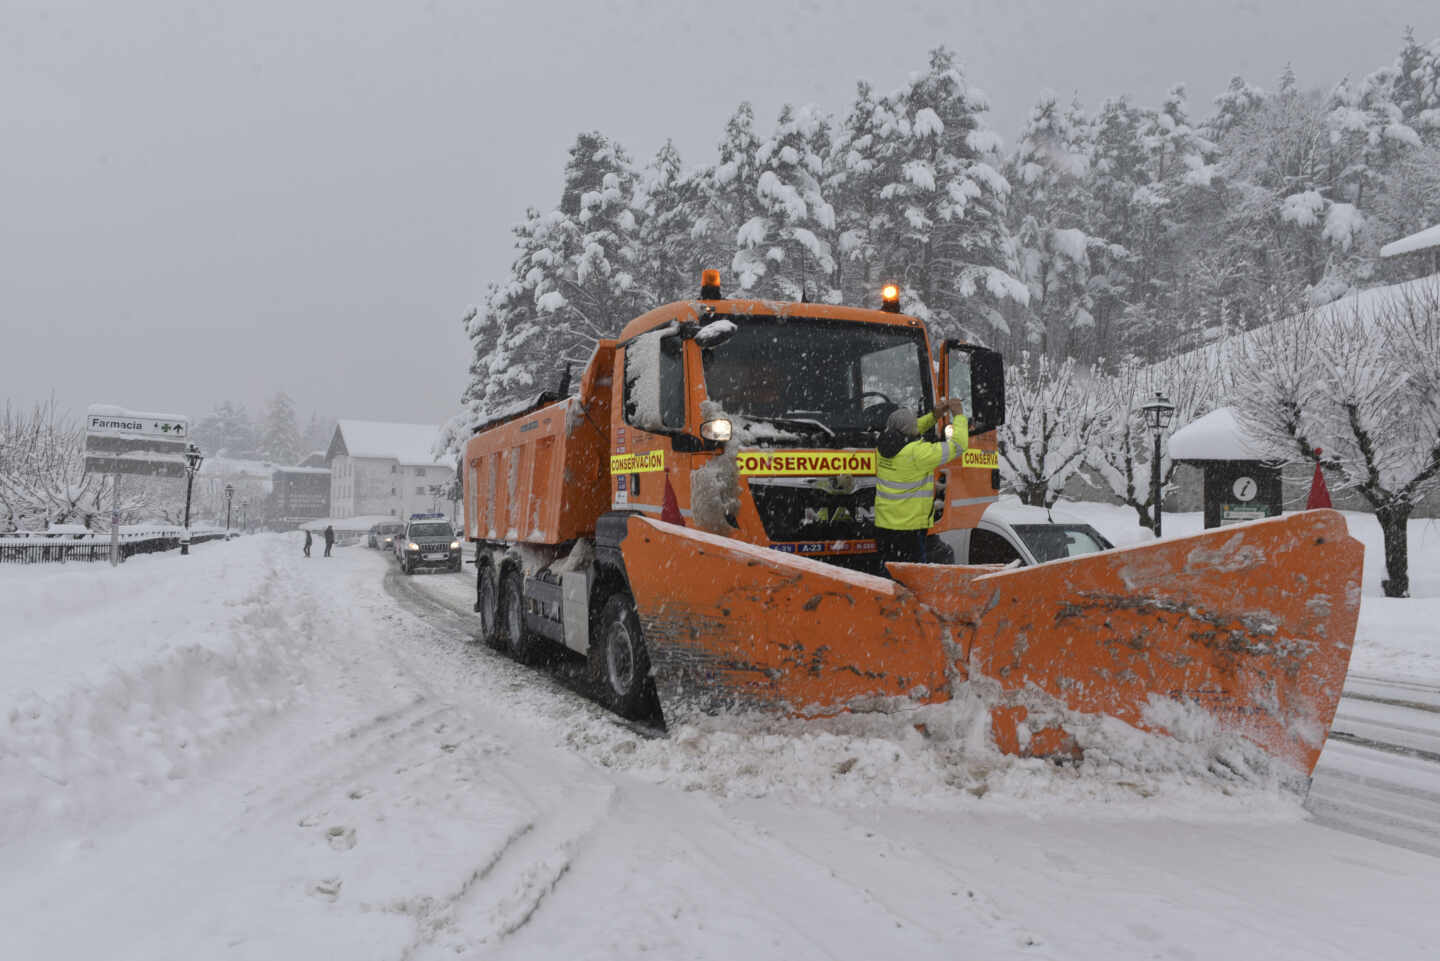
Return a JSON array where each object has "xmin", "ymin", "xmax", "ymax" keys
[{"xmin": 620, "ymin": 510, "xmax": 1362, "ymax": 776}]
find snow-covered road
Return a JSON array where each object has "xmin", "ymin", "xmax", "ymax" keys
[
  {"xmin": 4, "ymin": 536, "xmax": 1439, "ymax": 960},
  {"xmin": 1307, "ymin": 675, "xmax": 1440, "ymax": 858}
]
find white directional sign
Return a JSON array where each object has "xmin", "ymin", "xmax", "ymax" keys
[{"xmin": 84, "ymin": 404, "xmax": 192, "ymax": 479}]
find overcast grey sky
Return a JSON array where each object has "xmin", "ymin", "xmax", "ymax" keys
[{"xmin": 4, "ymin": 0, "xmax": 1436, "ymax": 429}]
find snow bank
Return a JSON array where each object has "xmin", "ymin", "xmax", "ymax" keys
[{"xmin": 0, "ymin": 538, "xmax": 310, "ymax": 844}]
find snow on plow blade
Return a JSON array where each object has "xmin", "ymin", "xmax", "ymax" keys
[{"xmin": 621, "ymin": 510, "xmax": 1362, "ymax": 776}]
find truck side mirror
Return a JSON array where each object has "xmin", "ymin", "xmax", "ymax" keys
[
  {"xmin": 943, "ymin": 342, "xmax": 1006, "ymax": 435},
  {"xmin": 623, "ymin": 329, "xmax": 686, "ymax": 432}
]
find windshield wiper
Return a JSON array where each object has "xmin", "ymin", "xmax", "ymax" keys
[{"xmin": 742, "ymin": 414, "xmax": 836, "ymax": 439}]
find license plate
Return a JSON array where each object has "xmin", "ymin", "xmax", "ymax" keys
[{"xmin": 423, "ymin": 553, "xmax": 447, "ymax": 561}]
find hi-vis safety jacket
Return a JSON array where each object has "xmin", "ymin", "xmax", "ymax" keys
[{"xmin": 875, "ymin": 412, "xmax": 969, "ymax": 531}]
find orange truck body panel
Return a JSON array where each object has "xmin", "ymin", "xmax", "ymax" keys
[{"xmin": 462, "ymin": 342, "xmax": 614, "ymax": 545}]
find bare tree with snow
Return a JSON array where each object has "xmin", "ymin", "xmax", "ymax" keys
[
  {"xmin": 1087, "ymin": 354, "xmax": 1220, "ymax": 530},
  {"xmin": 998, "ymin": 352, "xmax": 1111, "ymax": 507},
  {"xmin": 1234, "ymin": 281, "xmax": 1440, "ymax": 597}
]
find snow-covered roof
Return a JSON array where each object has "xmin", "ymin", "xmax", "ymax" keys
[
  {"xmin": 1380, "ymin": 223, "xmax": 1440, "ymax": 259},
  {"xmin": 1169, "ymin": 407, "xmax": 1270, "ymax": 462},
  {"xmin": 331, "ymin": 421, "xmax": 448, "ymax": 467}
]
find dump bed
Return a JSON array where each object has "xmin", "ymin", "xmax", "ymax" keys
[{"xmin": 462, "ymin": 343, "xmax": 615, "ymax": 546}]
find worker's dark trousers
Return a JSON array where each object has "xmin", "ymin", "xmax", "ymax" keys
[{"xmin": 877, "ymin": 528, "xmax": 927, "ymax": 569}]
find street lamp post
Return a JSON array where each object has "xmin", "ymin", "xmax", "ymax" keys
[
  {"xmin": 1141, "ymin": 391, "xmax": 1176, "ymax": 538},
  {"xmin": 224, "ymin": 483, "xmax": 235, "ymax": 535},
  {"xmin": 181, "ymin": 444, "xmax": 204, "ymax": 556}
]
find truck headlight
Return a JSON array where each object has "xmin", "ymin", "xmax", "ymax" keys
[
  {"xmin": 450, "ymin": 541, "xmax": 459, "ymax": 550},
  {"xmin": 407, "ymin": 542, "xmax": 419, "ymax": 551},
  {"xmin": 700, "ymin": 418, "xmax": 732, "ymax": 442}
]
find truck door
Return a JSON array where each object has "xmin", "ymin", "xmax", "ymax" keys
[
  {"xmin": 616, "ymin": 327, "xmax": 689, "ymax": 516},
  {"xmin": 935, "ymin": 341, "xmax": 1005, "ymax": 532}
]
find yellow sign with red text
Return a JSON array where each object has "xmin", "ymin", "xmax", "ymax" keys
[
  {"xmin": 737, "ymin": 450, "xmax": 877, "ymax": 477},
  {"xmin": 962, "ymin": 448, "xmax": 999, "ymax": 470},
  {"xmin": 609, "ymin": 450, "xmax": 665, "ymax": 474}
]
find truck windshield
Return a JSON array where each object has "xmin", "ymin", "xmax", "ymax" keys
[
  {"xmin": 409, "ymin": 523, "xmax": 453, "ymax": 538},
  {"xmin": 700, "ymin": 316, "xmax": 932, "ymax": 436}
]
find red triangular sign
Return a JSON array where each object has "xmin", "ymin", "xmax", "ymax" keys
[
  {"xmin": 1306, "ymin": 451, "xmax": 1332, "ymax": 510},
  {"xmin": 661, "ymin": 471, "xmax": 686, "ymax": 526}
]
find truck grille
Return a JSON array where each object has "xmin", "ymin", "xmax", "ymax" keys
[{"xmin": 748, "ymin": 478, "xmax": 877, "ymax": 542}]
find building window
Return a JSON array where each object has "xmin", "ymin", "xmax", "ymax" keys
[
  {"xmin": 391, "ymin": 464, "xmax": 397, "ymax": 474},
  {"xmin": 414, "ymin": 467, "xmax": 424, "ymax": 477},
  {"xmin": 416, "ymin": 486, "xmax": 425, "ymax": 495},
  {"xmin": 391, "ymin": 487, "xmax": 396, "ymax": 496}
]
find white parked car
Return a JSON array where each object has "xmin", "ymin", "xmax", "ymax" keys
[{"xmin": 937, "ymin": 501, "xmax": 1114, "ymax": 567}]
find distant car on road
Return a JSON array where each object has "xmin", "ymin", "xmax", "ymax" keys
[
  {"xmin": 368, "ymin": 522, "xmax": 404, "ymax": 550},
  {"xmin": 395, "ymin": 513, "xmax": 462, "ymax": 575},
  {"xmin": 937, "ymin": 501, "xmax": 1114, "ymax": 567}
]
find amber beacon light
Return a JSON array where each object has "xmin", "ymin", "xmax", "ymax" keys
[
  {"xmin": 880, "ymin": 283, "xmax": 900, "ymax": 312},
  {"xmin": 700, "ymin": 269, "xmax": 723, "ymax": 300}
]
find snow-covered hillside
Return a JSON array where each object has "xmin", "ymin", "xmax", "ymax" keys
[{"xmin": 2, "ymin": 519, "xmax": 1438, "ymax": 959}]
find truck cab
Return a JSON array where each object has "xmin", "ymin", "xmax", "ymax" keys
[{"xmin": 605, "ymin": 280, "xmax": 1004, "ymax": 572}]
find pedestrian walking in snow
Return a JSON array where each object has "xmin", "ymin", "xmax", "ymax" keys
[
  {"xmin": 303, "ymin": 529, "xmax": 312, "ymax": 557},
  {"xmin": 323, "ymin": 525, "xmax": 335, "ymax": 557}
]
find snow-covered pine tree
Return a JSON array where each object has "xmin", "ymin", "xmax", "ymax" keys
[
  {"xmin": 1216, "ymin": 72, "xmax": 1335, "ymax": 302},
  {"xmin": 633, "ymin": 140, "xmax": 709, "ymax": 303},
  {"xmin": 556, "ymin": 131, "xmax": 649, "ymax": 348},
  {"xmin": 1007, "ymin": 92, "xmax": 1102, "ymax": 359},
  {"xmin": 261, "ymin": 392, "xmax": 303, "ymax": 465},
  {"xmin": 1392, "ymin": 28, "xmax": 1440, "ymax": 143},
  {"xmin": 874, "ymin": 47, "xmax": 1026, "ymax": 342},
  {"xmin": 1081, "ymin": 95, "xmax": 1149, "ymax": 359},
  {"xmin": 458, "ymin": 133, "xmax": 648, "ymax": 433},
  {"xmin": 827, "ymin": 80, "xmax": 899, "ymax": 306},
  {"xmin": 1327, "ymin": 69, "xmax": 1419, "ymax": 214},
  {"xmin": 732, "ymin": 103, "xmax": 838, "ymax": 302},
  {"xmin": 1203, "ymin": 76, "xmax": 1267, "ymax": 142},
  {"xmin": 193, "ymin": 401, "xmax": 259, "ymax": 458},
  {"xmin": 696, "ymin": 103, "xmax": 764, "ymax": 284},
  {"xmin": 459, "ymin": 209, "xmax": 553, "ymax": 426},
  {"xmin": 302, "ymin": 412, "xmax": 335, "ymax": 456}
]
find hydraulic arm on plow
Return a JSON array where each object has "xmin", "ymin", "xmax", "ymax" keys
[{"xmin": 462, "ymin": 273, "xmax": 1362, "ymax": 778}]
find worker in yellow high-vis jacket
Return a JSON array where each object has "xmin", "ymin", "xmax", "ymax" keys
[{"xmin": 874, "ymin": 398, "xmax": 968, "ymax": 567}]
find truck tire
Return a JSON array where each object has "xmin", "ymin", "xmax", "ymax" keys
[
  {"xmin": 475, "ymin": 562, "xmax": 502, "ymax": 648},
  {"xmin": 499, "ymin": 568, "xmax": 539, "ymax": 664},
  {"xmin": 592, "ymin": 592, "xmax": 654, "ymax": 720}
]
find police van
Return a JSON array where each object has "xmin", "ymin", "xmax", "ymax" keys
[{"xmin": 395, "ymin": 512, "xmax": 462, "ymax": 575}]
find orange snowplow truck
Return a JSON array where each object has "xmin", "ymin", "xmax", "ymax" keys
[{"xmin": 462, "ymin": 274, "xmax": 1363, "ymax": 778}]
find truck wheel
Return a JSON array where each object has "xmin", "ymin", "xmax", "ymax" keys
[
  {"xmin": 475, "ymin": 562, "xmax": 501, "ymax": 648},
  {"xmin": 592, "ymin": 592, "xmax": 654, "ymax": 720},
  {"xmin": 499, "ymin": 568, "xmax": 539, "ymax": 664}
]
